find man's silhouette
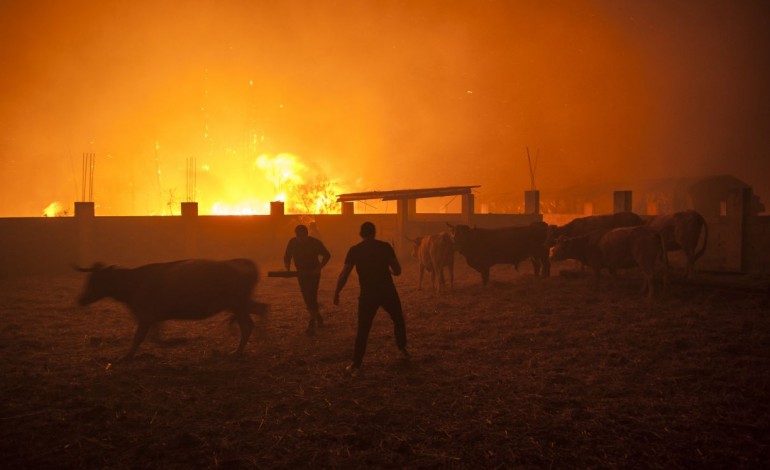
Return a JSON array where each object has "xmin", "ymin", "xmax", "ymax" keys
[
  {"xmin": 284, "ymin": 224, "xmax": 331, "ymax": 335},
  {"xmin": 334, "ymin": 221, "xmax": 409, "ymax": 375}
]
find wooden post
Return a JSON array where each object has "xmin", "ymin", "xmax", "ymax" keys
[
  {"xmin": 613, "ymin": 191, "xmax": 632, "ymax": 213},
  {"xmin": 341, "ymin": 201, "xmax": 354, "ymax": 215}
]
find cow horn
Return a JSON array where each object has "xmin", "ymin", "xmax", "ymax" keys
[{"xmin": 446, "ymin": 222, "xmax": 455, "ymax": 229}]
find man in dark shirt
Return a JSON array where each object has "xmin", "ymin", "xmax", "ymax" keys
[
  {"xmin": 284, "ymin": 224, "xmax": 331, "ymax": 335},
  {"xmin": 334, "ymin": 221, "xmax": 409, "ymax": 376}
]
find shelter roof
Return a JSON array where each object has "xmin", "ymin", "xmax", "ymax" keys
[{"xmin": 336, "ymin": 185, "xmax": 480, "ymax": 202}]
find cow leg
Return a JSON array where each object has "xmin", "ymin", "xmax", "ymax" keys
[
  {"xmin": 592, "ymin": 268, "xmax": 602, "ymax": 293},
  {"xmin": 122, "ymin": 321, "xmax": 152, "ymax": 361},
  {"xmin": 642, "ymin": 272, "xmax": 654, "ymax": 298},
  {"xmin": 418, "ymin": 265, "xmax": 425, "ymax": 290},
  {"xmin": 481, "ymin": 268, "xmax": 490, "ymax": 286},
  {"xmin": 431, "ymin": 269, "xmax": 437, "ymax": 294},
  {"xmin": 437, "ymin": 266, "xmax": 446, "ymax": 294},
  {"xmin": 233, "ymin": 313, "xmax": 254, "ymax": 354},
  {"xmin": 530, "ymin": 257, "xmax": 541, "ymax": 276},
  {"xmin": 684, "ymin": 249, "xmax": 695, "ymax": 279},
  {"xmin": 541, "ymin": 256, "xmax": 551, "ymax": 278}
]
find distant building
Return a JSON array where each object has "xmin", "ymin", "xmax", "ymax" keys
[{"xmin": 537, "ymin": 174, "xmax": 765, "ymax": 216}]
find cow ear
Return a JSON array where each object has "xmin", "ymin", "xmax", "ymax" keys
[{"xmin": 446, "ymin": 222, "xmax": 454, "ymax": 229}]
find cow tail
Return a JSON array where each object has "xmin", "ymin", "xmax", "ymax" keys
[{"xmin": 694, "ymin": 213, "xmax": 708, "ymax": 262}]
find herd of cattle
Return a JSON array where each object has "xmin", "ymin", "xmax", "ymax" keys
[
  {"xmin": 411, "ymin": 209, "xmax": 708, "ymax": 297},
  {"xmin": 75, "ymin": 210, "xmax": 707, "ymax": 360}
]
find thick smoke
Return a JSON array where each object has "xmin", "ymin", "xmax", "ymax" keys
[{"xmin": 0, "ymin": 0, "xmax": 768, "ymax": 216}]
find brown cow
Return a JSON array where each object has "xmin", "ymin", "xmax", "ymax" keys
[
  {"xmin": 76, "ymin": 259, "xmax": 268, "ymax": 360},
  {"xmin": 448, "ymin": 222, "xmax": 550, "ymax": 285},
  {"xmin": 409, "ymin": 232, "xmax": 454, "ymax": 294},
  {"xmin": 548, "ymin": 211, "xmax": 645, "ymax": 246},
  {"xmin": 646, "ymin": 210, "xmax": 708, "ymax": 278},
  {"xmin": 551, "ymin": 226, "xmax": 668, "ymax": 298}
]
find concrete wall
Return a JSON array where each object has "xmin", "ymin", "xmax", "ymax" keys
[
  {"xmin": 0, "ymin": 211, "xmax": 546, "ymax": 277},
  {"xmin": 3, "ymin": 195, "xmax": 766, "ymax": 277},
  {"xmin": 747, "ymin": 216, "xmax": 770, "ymax": 273}
]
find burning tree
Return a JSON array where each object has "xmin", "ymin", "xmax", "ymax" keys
[{"xmin": 292, "ymin": 177, "xmax": 341, "ymax": 214}]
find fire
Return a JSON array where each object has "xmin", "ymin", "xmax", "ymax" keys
[
  {"xmin": 206, "ymin": 153, "xmax": 344, "ymax": 215},
  {"xmin": 43, "ymin": 201, "xmax": 68, "ymax": 217}
]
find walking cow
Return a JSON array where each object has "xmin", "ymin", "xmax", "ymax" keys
[
  {"xmin": 448, "ymin": 221, "xmax": 550, "ymax": 286},
  {"xmin": 551, "ymin": 226, "xmax": 668, "ymax": 298},
  {"xmin": 408, "ymin": 232, "xmax": 455, "ymax": 294},
  {"xmin": 548, "ymin": 211, "xmax": 645, "ymax": 245},
  {"xmin": 646, "ymin": 210, "xmax": 708, "ymax": 278},
  {"xmin": 76, "ymin": 258, "xmax": 268, "ymax": 360}
]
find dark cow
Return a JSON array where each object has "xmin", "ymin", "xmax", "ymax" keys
[
  {"xmin": 76, "ymin": 258, "xmax": 268, "ymax": 360},
  {"xmin": 548, "ymin": 211, "xmax": 644, "ymax": 245},
  {"xmin": 646, "ymin": 210, "xmax": 708, "ymax": 278},
  {"xmin": 551, "ymin": 226, "xmax": 668, "ymax": 298},
  {"xmin": 408, "ymin": 232, "xmax": 455, "ymax": 293},
  {"xmin": 448, "ymin": 221, "xmax": 550, "ymax": 285}
]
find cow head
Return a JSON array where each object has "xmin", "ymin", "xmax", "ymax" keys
[
  {"xmin": 550, "ymin": 236, "xmax": 586, "ymax": 262},
  {"xmin": 447, "ymin": 224, "xmax": 472, "ymax": 254},
  {"xmin": 74, "ymin": 262, "xmax": 114, "ymax": 306},
  {"xmin": 545, "ymin": 224, "xmax": 561, "ymax": 247}
]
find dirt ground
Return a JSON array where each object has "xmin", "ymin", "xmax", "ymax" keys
[{"xmin": 1, "ymin": 256, "xmax": 769, "ymax": 469}]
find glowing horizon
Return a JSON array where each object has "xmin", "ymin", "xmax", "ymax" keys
[{"xmin": 2, "ymin": 2, "xmax": 769, "ymax": 218}]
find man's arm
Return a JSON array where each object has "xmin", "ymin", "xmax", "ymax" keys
[
  {"xmin": 318, "ymin": 241, "xmax": 331, "ymax": 270},
  {"xmin": 333, "ymin": 263, "xmax": 354, "ymax": 305},
  {"xmin": 388, "ymin": 245, "xmax": 402, "ymax": 276}
]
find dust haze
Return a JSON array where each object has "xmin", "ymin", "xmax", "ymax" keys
[{"xmin": 1, "ymin": 0, "xmax": 768, "ymax": 216}]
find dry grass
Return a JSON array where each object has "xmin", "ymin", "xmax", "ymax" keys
[{"xmin": 1, "ymin": 259, "xmax": 769, "ymax": 469}]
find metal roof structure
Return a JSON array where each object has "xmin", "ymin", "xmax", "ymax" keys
[{"xmin": 336, "ymin": 185, "xmax": 480, "ymax": 203}]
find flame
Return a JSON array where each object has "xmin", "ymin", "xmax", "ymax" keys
[
  {"xmin": 206, "ymin": 152, "xmax": 344, "ymax": 215},
  {"xmin": 43, "ymin": 201, "xmax": 68, "ymax": 217}
]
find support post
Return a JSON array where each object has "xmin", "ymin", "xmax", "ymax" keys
[
  {"xmin": 74, "ymin": 201, "xmax": 95, "ymax": 218},
  {"xmin": 461, "ymin": 193, "xmax": 475, "ymax": 224},
  {"xmin": 396, "ymin": 199, "xmax": 411, "ymax": 257},
  {"xmin": 74, "ymin": 202, "xmax": 95, "ymax": 266},
  {"xmin": 270, "ymin": 201, "xmax": 285, "ymax": 216},
  {"xmin": 341, "ymin": 201, "xmax": 354, "ymax": 216},
  {"xmin": 180, "ymin": 203, "xmax": 199, "ymax": 257},
  {"xmin": 181, "ymin": 202, "xmax": 198, "ymax": 217},
  {"xmin": 525, "ymin": 190, "xmax": 540, "ymax": 215},
  {"xmin": 613, "ymin": 191, "xmax": 632, "ymax": 213}
]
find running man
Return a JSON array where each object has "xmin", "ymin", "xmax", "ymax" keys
[
  {"xmin": 284, "ymin": 224, "xmax": 331, "ymax": 335},
  {"xmin": 334, "ymin": 221, "xmax": 409, "ymax": 376}
]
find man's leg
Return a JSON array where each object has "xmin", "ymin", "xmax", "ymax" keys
[
  {"xmin": 298, "ymin": 274, "xmax": 319, "ymax": 335},
  {"xmin": 352, "ymin": 297, "xmax": 379, "ymax": 368},
  {"xmin": 307, "ymin": 274, "xmax": 323, "ymax": 327},
  {"xmin": 381, "ymin": 291, "xmax": 407, "ymax": 353}
]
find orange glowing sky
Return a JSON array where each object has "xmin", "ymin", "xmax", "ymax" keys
[{"xmin": 0, "ymin": 0, "xmax": 768, "ymax": 216}]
